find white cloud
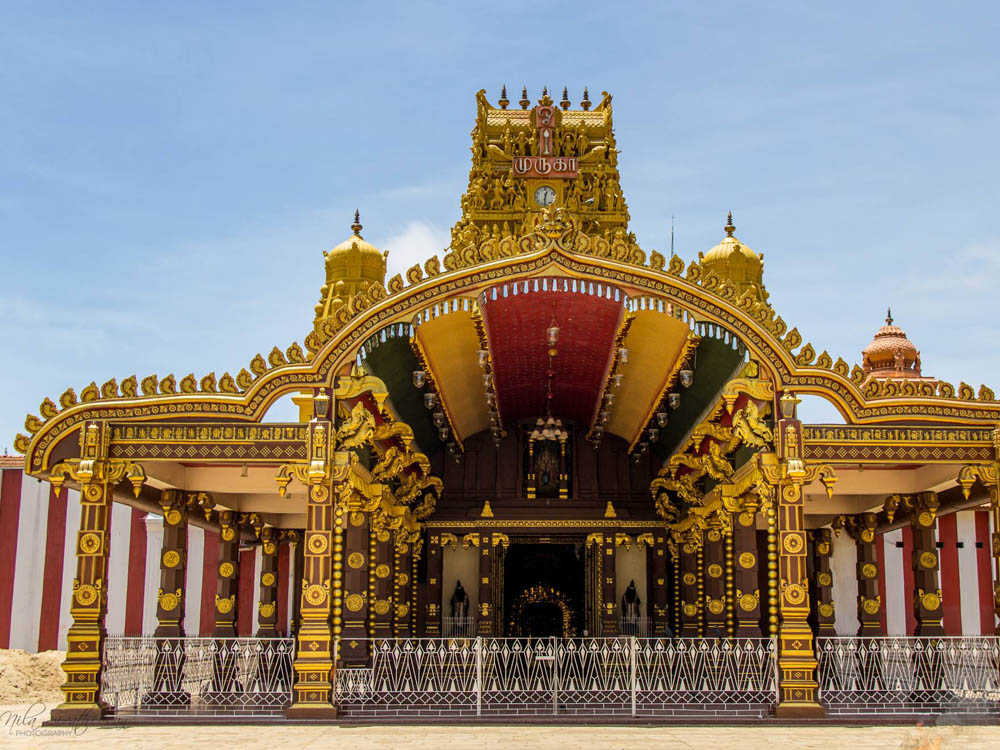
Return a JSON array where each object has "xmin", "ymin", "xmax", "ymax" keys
[
  {"xmin": 378, "ymin": 221, "xmax": 451, "ymax": 279},
  {"xmin": 899, "ymin": 238, "xmax": 1000, "ymax": 294}
]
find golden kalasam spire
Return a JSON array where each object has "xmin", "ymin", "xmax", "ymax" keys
[
  {"xmin": 699, "ymin": 212, "xmax": 767, "ymax": 303},
  {"xmin": 313, "ymin": 210, "xmax": 387, "ymax": 325}
]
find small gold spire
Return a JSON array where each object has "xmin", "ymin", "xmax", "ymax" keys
[
  {"xmin": 724, "ymin": 211, "xmax": 735, "ymax": 237},
  {"xmin": 351, "ymin": 210, "xmax": 362, "ymax": 236},
  {"xmin": 498, "ymin": 84, "xmax": 509, "ymax": 110},
  {"xmin": 560, "ymin": 87, "xmax": 570, "ymax": 110},
  {"xmin": 519, "ymin": 86, "xmax": 530, "ymax": 110},
  {"xmin": 886, "ymin": 307, "xmax": 893, "ymax": 326},
  {"xmin": 581, "ymin": 87, "xmax": 591, "ymax": 110}
]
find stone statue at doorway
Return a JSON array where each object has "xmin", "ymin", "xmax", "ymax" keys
[
  {"xmin": 621, "ymin": 580, "xmax": 641, "ymax": 634},
  {"xmin": 451, "ymin": 580, "xmax": 470, "ymax": 619}
]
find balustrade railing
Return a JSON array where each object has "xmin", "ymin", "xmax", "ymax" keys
[
  {"xmin": 817, "ymin": 636, "xmax": 1000, "ymax": 716},
  {"xmin": 101, "ymin": 636, "xmax": 294, "ymax": 716},
  {"xmin": 334, "ymin": 636, "xmax": 778, "ymax": 718},
  {"xmin": 98, "ymin": 634, "xmax": 1000, "ymax": 719}
]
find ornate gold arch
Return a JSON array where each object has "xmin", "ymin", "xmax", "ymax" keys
[
  {"xmin": 508, "ymin": 584, "xmax": 577, "ymax": 638},
  {"xmin": 18, "ymin": 210, "xmax": 1000, "ymax": 475}
]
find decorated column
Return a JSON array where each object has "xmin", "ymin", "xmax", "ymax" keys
[
  {"xmin": 49, "ymin": 421, "xmax": 144, "ymax": 721},
  {"xmin": 213, "ymin": 510, "xmax": 240, "ymax": 638},
  {"xmin": 287, "ymin": 391, "xmax": 338, "ymax": 718},
  {"xmin": 648, "ymin": 531, "xmax": 670, "ymax": 635},
  {"xmin": 256, "ymin": 526, "xmax": 280, "ymax": 637},
  {"xmin": 394, "ymin": 537, "xmax": 414, "ymax": 637},
  {"xmin": 341, "ymin": 506, "xmax": 370, "ymax": 666},
  {"xmin": 731, "ymin": 496, "xmax": 762, "ymax": 637},
  {"xmin": 425, "ymin": 531, "xmax": 444, "ymax": 635},
  {"xmin": 370, "ymin": 525, "xmax": 394, "ymax": 638},
  {"xmin": 910, "ymin": 492, "xmax": 944, "ymax": 636},
  {"xmin": 207, "ymin": 509, "xmax": 241, "ymax": 701},
  {"xmin": 677, "ymin": 530, "xmax": 701, "ymax": 637},
  {"xmin": 763, "ymin": 392, "xmax": 837, "ymax": 717},
  {"xmin": 810, "ymin": 529, "xmax": 836, "ymax": 636},
  {"xmin": 850, "ymin": 512, "xmax": 883, "ymax": 636},
  {"xmin": 601, "ymin": 533, "xmax": 618, "ymax": 636},
  {"xmin": 146, "ymin": 488, "xmax": 190, "ymax": 704},
  {"xmin": 703, "ymin": 517, "xmax": 727, "ymax": 636}
]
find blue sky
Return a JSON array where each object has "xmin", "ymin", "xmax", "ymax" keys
[{"xmin": 2, "ymin": 1, "xmax": 998, "ymax": 448}]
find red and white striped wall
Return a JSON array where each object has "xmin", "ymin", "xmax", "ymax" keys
[
  {"xmin": 831, "ymin": 509, "xmax": 998, "ymax": 636},
  {"xmin": 0, "ymin": 462, "xmax": 297, "ymax": 652}
]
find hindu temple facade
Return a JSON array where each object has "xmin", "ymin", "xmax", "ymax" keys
[{"xmin": 9, "ymin": 87, "xmax": 1000, "ymax": 723}]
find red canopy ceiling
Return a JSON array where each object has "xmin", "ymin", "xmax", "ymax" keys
[{"xmin": 480, "ymin": 278, "xmax": 625, "ymax": 427}]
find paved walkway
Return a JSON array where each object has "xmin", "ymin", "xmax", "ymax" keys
[{"xmin": 1, "ymin": 704, "xmax": 998, "ymax": 749}]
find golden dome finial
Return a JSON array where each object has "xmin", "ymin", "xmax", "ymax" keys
[
  {"xmin": 725, "ymin": 211, "xmax": 735, "ymax": 237},
  {"xmin": 498, "ymin": 84, "xmax": 509, "ymax": 110},
  {"xmin": 886, "ymin": 307, "xmax": 893, "ymax": 325},
  {"xmin": 351, "ymin": 209, "xmax": 363, "ymax": 237},
  {"xmin": 519, "ymin": 86, "xmax": 530, "ymax": 110},
  {"xmin": 560, "ymin": 87, "xmax": 570, "ymax": 110},
  {"xmin": 581, "ymin": 87, "xmax": 591, "ymax": 111}
]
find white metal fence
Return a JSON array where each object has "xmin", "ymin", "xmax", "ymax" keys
[
  {"xmin": 101, "ymin": 636, "xmax": 294, "ymax": 716},
  {"xmin": 335, "ymin": 637, "xmax": 778, "ymax": 718},
  {"xmin": 817, "ymin": 636, "xmax": 1000, "ymax": 716}
]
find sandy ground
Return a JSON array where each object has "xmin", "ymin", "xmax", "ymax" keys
[
  {"xmin": 0, "ymin": 650, "xmax": 64, "ymax": 705},
  {"xmin": 0, "ymin": 704, "xmax": 998, "ymax": 750}
]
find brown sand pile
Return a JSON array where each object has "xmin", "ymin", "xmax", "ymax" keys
[{"xmin": 0, "ymin": 649, "xmax": 65, "ymax": 704}]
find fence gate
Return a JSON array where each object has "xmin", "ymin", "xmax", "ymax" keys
[{"xmin": 336, "ymin": 637, "xmax": 777, "ymax": 719}]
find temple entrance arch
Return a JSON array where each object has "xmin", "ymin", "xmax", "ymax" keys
[{"xmin": 509, "ymin": 585, "xmax": 576, "ymax": 638}]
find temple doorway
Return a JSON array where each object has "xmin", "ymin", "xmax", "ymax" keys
[{"xmin": 503, "ymin": 542, "xmax": 584, "ymax": 637}]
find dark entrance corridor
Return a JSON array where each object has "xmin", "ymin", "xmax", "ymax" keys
[{"xmin": 503, "ymin": 542, "xmax": 584, "ymax": 637}]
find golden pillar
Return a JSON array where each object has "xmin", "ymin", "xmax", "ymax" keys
[
  {"xmin": 763, "ymin": 393, "xmax": 837, "ymax": 717},
  {"xmin": 288, "ymin": 392, "xmax": 338, "ymax": 719},
  {"xmin": 49, "ymin": 420, "xmax": 145, "ymax": 721}
]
